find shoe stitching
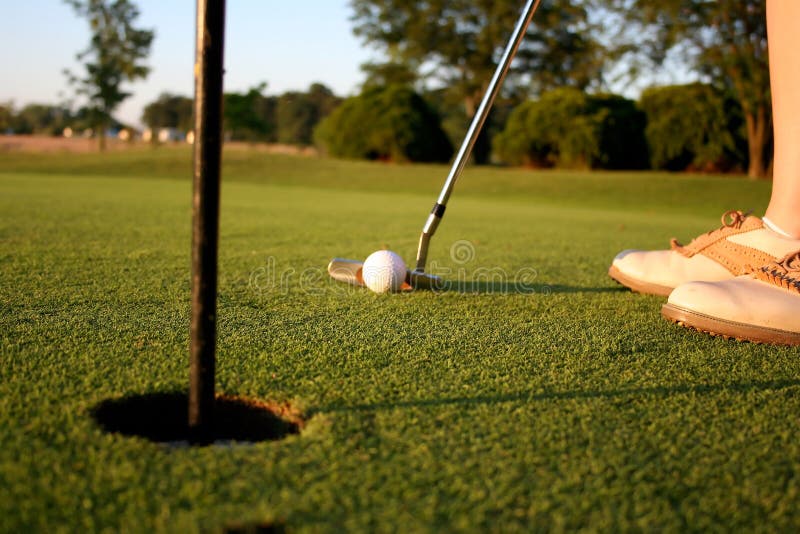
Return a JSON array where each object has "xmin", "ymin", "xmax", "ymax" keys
[
  {"xmin": 669, "ymin": 210, "xmax": 772, "ymax": 274},
  {"xmin": 670, "ymin": 210, "xmax": 753, "ymax": 254},
  {"xmin": 755, "ymin": 251, "xmax": 800, "ymax": 295}
]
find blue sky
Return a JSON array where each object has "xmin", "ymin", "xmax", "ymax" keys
[
  {"xmin": 1, "ymin": 1, "xmax": 696, "ymax": 128},
  {"xmin": 1, "ymin": 1, "xmax": 374, "ymax": 126}
]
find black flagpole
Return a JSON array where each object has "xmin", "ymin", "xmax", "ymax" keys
[{"xmin": 189, "ymin": 0, "xmax": 226, "ymax": 443}]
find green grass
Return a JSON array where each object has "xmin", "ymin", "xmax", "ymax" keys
[{"xmin": 1, "ymin": 146, "xmax": 798, "ymax": 532}]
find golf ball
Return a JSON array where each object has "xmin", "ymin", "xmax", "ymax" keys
[{"xmin": 362, "ymin": 250, "xmax": 407, "ymax": 293}]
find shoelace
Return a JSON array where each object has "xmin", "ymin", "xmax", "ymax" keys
[
  {"xmin": 715, "ymin": 209, "xmax": 749, "ymax": 233},
  {"xmin": 672, "ymin": 209, "xmax": 751, "ymax": 251},
  {"xmin": 755, "ymin": 251, "xmax": 800, "ymax": 294}
]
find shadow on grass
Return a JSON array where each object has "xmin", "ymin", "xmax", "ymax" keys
[
  {"xmin": 313, "ymin": 379, "xmax": 800, "ymax": 415},
  {"xmin": 91, "ymin": 392, "xmax": 303, "ymax": 445},
  {"xmin": 437, "ymin": 281, "xmax": 625, "ymax": 295}
]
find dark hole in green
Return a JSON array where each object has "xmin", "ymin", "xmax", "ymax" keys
[
  {"xmin": 91, "ymin": 392, "xmax": 301, "ymax": 444},
  {"xmin": 223, "ymin": 521, "xmax": 287, "ymax": 534}
]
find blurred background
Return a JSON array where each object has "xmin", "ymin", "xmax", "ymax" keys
[{"xmin": 0, "ymin": 0, "xmax": 768, "ymax": 177}]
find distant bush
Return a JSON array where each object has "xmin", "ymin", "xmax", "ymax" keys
[
  {"xmin": 276, "ymin": 83, "xmax": 340, "ymax": 146},
  {"xmin": 495, "ymin": 88, "xmax": 595, "ymax": 168},
  {"xmin": 0, "ymin": 103, "xmax": 11, "ymax": 133},
  {"xmin": 494, "ymin": 88, "xmax": 647, "ymax": 169},
  {"xmin": 592, "ymin": 94, "xmax": 649, "ymax": 170},
  {"xmin": 142, "ymin": 93, "xmax": 194, "ymax": 132},
  {"xmin": 8, "ymin": 104, "xmax": 75, "ymax": 136},
  {"xmin": 424, "ymin": 87, "xmax": 512, "ymax": 165},
  {"xmin": 639, "ymin": 83, "xmax": 738, "ymax": 171},
  {"xmin": 314, "ymin": 85, "xmax": 453, "ymax": 163},
  {"xmin": 223, "ymin": 85, "xmax": 277, "ymax": 142}
]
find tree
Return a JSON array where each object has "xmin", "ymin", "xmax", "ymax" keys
[
  {"xmin": 361, "ymin": 61, "xmax": 419, "ymax": 89},
  {"xmin": 142, "ymin": 93, "xmax": 194, "ymax": 132},
  {"xmin": 315, "ymin": 85, "xmax": 453, "ymax": 163},
  {"xmin": 64, "ymin": 0, "xmax": 153, "ymax": 150},
  {"xmin": 66, "ymin": 106, "xmax": 99, "ymax": 134},
  {"xmin": 605, "ymin": 0, "xmax": 769, "ymax": 178},
  {"xmin": 639, "ymin": 84, "xmax": 740, "ymax": 172},
  {"xmin": 495, "ymin": 88, "xmax": 603, "ymax": 168},
  {"xmin": 494, "ymin": 88, "xmax": 647, "ymax": 169},
  {"xmin": 592, "ymin": 94, "xmax": 649, "ymax": 170},
  {"xmin": 350, "ymin": 0, "xmax": 606, "ymax": 120},
  {"xmin": 306, "ymin": 83, "xmax": 342, "ymax": 118},
  {"xmin": 0, "ymin": 103, "xmax": 12, "ymax": 133},
  {"xmin": 11, "ymin": 104, "xmax": 74, "ymax": 135},
  {"xmin": 425, "ymin": 83, "xmax": 523, "ymax": 164},
  {"xmin": 223, "ymin": 84, "xmax": 277, "ymax": 142},
  {"xmin": 276, "ymin": 83, "xmax": 340, "ymax": 146}
]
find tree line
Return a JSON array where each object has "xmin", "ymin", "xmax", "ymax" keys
[
  {"xmin": 34, "ymin": 0, "xmax": 770, "ymax": 176},
  {"xmin": 140, "ymin": 83, "xmax": 341, "ymax": 146},
  {"xmin": 315, "ymin": 82, "xmax": 749, "ymax": 173},
  {"xmin": 1, "ymin": 103, "xmax": 81, "ymax": 136},
  {"xmin": 345, "ymin": 0, "xmax": 768, "ymax": 177},
  {"xmin": 136, "ymin": 79, "xmax": 751, "ymax": 174}
]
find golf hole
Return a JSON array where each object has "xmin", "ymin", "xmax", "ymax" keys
[
  {"xmin": 91, "ymin": 392, "xmax": 303, "ymax": 445},
  {"xmin": 222, "ymin": 520, "xmax": 286, "ymax": 533}
]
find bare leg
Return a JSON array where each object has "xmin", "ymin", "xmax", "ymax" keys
[{"xmin": 764, "ymin": 0, "xmax": 800, "ymax": 237}]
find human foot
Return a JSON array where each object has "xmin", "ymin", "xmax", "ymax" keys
[
  {"xmin": 661, "ymin": 251, "xmax": 800, "ymax": 345},
  {"xmin": 609, "ymin": 210, "xmax": 800, "ymax": 296}
]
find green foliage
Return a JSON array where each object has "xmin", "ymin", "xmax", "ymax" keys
[
  {"xmin": 352, "ymin": 0, "xmax": 604, "ymax": 96},
  {"xmin": 495, "ymin": 88, "xmax": 646, "ymax": 169},
  {"xmin": 315, "ymin": 85, "xmax": 453, "ymax": 163},
  {"xmin": 361, "ymin": 61, "xmax": 418, "ymax": 90},
  {"xmin": 64, "ymin": 0, "xmax": 153, "ymax": 149},
  {"xmin": 423, "ymin": 87, "xmax": 472, "ymax": 157},
  {"xmin": 223, "ymin": 84, "xmax": 277, "ymax": 142},
  {"xmin": 605, "ymin": 0, "xmax": 769, "ymax": 177},
  {"xmin": 424, "ymin": 87, "xmax": 517, "ymax": 165},
  {"xmin": 639, "ymin": 84, "xmax": 736, "ymax": 171},
  {"xmin": 276, "ymin": 83, "xmax": 341, "ymax": 146},
  {"xmin": 65, "ymin": 106, "xmax": 101, "ymax": 133},
  {"xmin": 0, "ymin": 103, "xmax": 13, "ymax": 133},
  {"xmin": 141, "ymin": 93, "xmax": 193, "ymax": 131},
  {"xmin": 221, "ymin": 83, "xmax": 338, "ymax": 145},
  {"xmin": 0, "ymin": 103, "xmax": 104, "ymax": 136},
  {"xmin": 591, "ymin": 94, "xmax": 649, "ymax": 170},
  {"xmin": 351, "ymin": 0, "xmax": 606, "ymax": 161},
  {"xmin": 495, "ymin": 89, "xmax": 599, "ymax": 168},
  {"xmin": 6, "ymin": 104, "xmax": 71, "ymax": 136}
]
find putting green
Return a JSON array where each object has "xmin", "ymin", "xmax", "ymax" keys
[{"xmin": 1, "ymin": 148, "xmax": 798, "ymax": 531}]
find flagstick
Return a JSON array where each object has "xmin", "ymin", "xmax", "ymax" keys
[{"xmin": 189, "ymin": 0, "xmax": 226, "ymax": 444}]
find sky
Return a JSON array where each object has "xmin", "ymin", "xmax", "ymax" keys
[
  {"xmin": 0, "ymin": 1, "xmax": 697, "ymax": 129},
  {"xmin": 1, "ymin": 1, "xmax": 374, "ymax": 127}
]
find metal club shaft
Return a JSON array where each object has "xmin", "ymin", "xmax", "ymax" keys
[
  {"xmin": 414, "ymin": 0, "xmax": 542, "ymax": 272},
  {"xmin": 189, "ymin": 0, "xmax": 226, "ymax": 443}
]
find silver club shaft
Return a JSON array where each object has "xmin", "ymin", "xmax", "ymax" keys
[{"xmin": 415, "ymin": 0, "xmax": 542, "ymax": 272}]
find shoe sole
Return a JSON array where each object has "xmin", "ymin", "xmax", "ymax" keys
[
  {"xmin": 662, "ymin": 303, "xmax": 800, "ymax": 346},
  {"xmin": 608, "ymin": 265, "xmax": 674, "ymax": 297}
]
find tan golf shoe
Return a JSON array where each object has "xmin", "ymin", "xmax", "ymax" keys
[
  {"xmin": 662, "ymin": 251, "xmax": 800, "ymax": 345},
  {"xmin": 609, "ymin": 210, "xmax": 800, "ymax": 296}
]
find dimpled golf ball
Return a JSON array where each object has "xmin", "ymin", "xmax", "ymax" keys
[{"xmin": 362, "ymin": 250, "xmax": 407, "ymax": 293}]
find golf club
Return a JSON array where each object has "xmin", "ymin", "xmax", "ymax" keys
[{"xmin": 328, "ymin": 0, "xmax": 542, "ymax": 290}]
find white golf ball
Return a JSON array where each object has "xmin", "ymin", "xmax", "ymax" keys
[{"xmin": 362, "ymin": 250, "xmax": 407, "ymax": 293}]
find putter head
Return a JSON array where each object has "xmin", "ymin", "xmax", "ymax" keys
[
  {"xmin": 406, "ymin": 269, "xmax": 443, "ymax": 290},
  {"xmin": 327, "ymin": 258, "xmax": 442, "ymax": 291}
]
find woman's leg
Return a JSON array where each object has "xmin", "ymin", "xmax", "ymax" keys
[
  {"xmin": 764, "ymin": 0, "xmax": 800, "ymax": 238},
  {"xmin": 609, "ymin": 0, "xmax": 800, "ymax": 297},
  {"xmin": 659, "ymin": 0, "xmax": 800, "ymax": 345}
]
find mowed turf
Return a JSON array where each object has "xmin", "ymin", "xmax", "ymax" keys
[{"xmin": 1, "ymin": 147, "xmax": 799, "ymax": 532}]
